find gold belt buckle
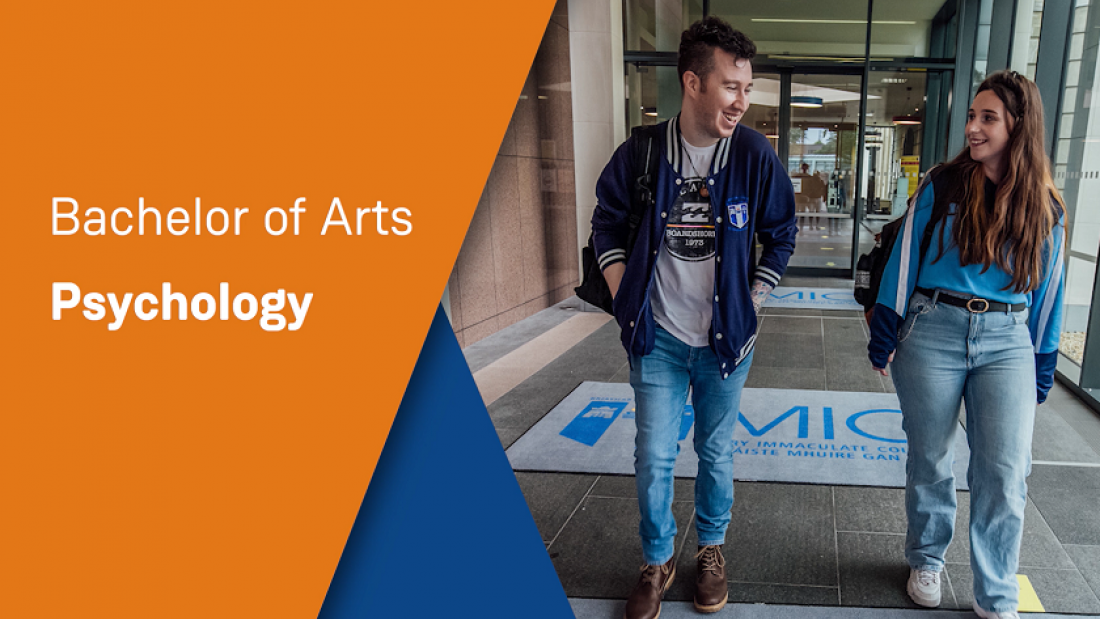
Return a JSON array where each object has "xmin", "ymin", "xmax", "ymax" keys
[{"xmin": 966, "ymin": 298, "xmax": 990, "ymax": 313}]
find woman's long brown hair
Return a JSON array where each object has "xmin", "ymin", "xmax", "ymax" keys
[{"xmin": 937, "ymin": 70, "xmax": 1064, "ymax": 293}]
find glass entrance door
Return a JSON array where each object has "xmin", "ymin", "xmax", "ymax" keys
[
  {"xmin": 785, "ymin": 73, "xmax": 865, "ymax": 270},
  {"xmin": 625, "ymin": 64, "xmax": 943, "ymax": 275}
]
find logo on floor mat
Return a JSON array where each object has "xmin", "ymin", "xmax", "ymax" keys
[{"xmin": 560, "ymin": 400, "xmax": 629, "ymax": 446}]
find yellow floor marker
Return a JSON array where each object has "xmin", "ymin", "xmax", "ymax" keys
[{"xmin": 1017, "ymin": 574, "xmax": 1045, "ymax": 612}]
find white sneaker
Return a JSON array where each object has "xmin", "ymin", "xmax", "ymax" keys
[
  {"xmin": 972, "ymin": 601, "xmax": 1020, "ymax": 619},
  {"xmin": 907, "ymin": 568, "xmax": 941, "ymax": 607}
]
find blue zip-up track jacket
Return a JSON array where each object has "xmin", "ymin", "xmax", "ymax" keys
[
  {"xmin": 868, "ymin": 166, "xmax": 1066, "ymax": 403},
  {"xmin": 591, "ymin": 117, "xmax": 798, "ymax": 376}
]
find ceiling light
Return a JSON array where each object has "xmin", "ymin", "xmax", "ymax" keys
[
  {"xmin": 791, "ymin": 96, "xmax": 824, "ymax": 108},
  {"xmin": 893, "ymin": 115, "xmax": 922, "ymax": 125},
  {"xmin": 751, "ymin": 18, "xmax": 915, "ymax": 25}
]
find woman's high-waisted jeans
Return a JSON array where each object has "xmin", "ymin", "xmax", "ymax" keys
[
  {"xmin": 629, "ymin": 325, "xmax": 753, "ymax": 565},
  {"xmin": 892, "ymin": 290, "xmax": 1036, "ymax": 614}
]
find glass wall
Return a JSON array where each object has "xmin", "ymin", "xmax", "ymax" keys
[
  {"xmin": 624, "ymin": 0, "xmax": 704, "ymax": 53},
  {"xmin": 1025, "ymin": 0, "xmax": 1046, "ymax": 79},
  {"xmin": 1052, "ymin": 0, "xmax": 1100, "ymax": 382},
  {"xmin": 620, "ymin": 0, "xmax": 1100, "ymax": 397},
  {"xmin": 708, "ymin": 0, "xmax": 870, "ymax": 60},
  {"xmin": 870, "ymin": 0, "xmax": 958, "ymax": 59},
  {"xmin": 863, "ymin": 71, "xmax": 931, "ymax": 221}
]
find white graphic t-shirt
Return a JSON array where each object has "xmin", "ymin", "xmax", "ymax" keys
[{"xmin": 651, "ymin": 139, "xmax": 717, "ymax": 347}]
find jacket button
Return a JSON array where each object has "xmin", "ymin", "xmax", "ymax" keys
[
  {"xmin": 675, "ymin": 178, "xmax": 682, "ymax": 185},
  {"xmin": 716, "ymin": 333, "xmax": 723, "ymax": 340},
  {"xmin": 722, "ymin": 362, "xmax": 727, "ymax": 369},
  {"xmin": 661, "ymin": 212, "xmax": 667, "ymax": 218},
  {"xmin": 716, "ymin": 217, "xmax": 723, "ymax": 223},
  {"xmin": 714, "ymin": 295, "xmax": 719, "ymax": 302},
  {"xmin": 723, "ymin": 372, "xmax": 729, "ymax": 379},
  {"xmin": 653, "ymin": 250, "xmax": 658, "ymax": 255},
  {"xmin": 709, "ymin": 179, "xmax": 715, "ymax": 185},
  {"xmin": 630, "ymin": 321, "xmax": 635, "ymax": 327},
  {"xmin": 716, "ymin": 256, "xmax": 721, "ymax": 262}
]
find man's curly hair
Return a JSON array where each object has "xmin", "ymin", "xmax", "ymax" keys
[{"xmin": 678, "ymin": 17, "xmax": 756, "ymax": 92}]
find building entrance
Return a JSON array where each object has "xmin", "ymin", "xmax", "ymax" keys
[{"xmin": 627, "ymin": 63, "xmax": 946, "ymax": 275}]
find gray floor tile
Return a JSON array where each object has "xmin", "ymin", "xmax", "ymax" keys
[
  {"xmin": 823, "ymin": 310, "xmax": 866, "ymax": 318},
  {"xmin": 570, "ymin": 598, "xmax": 1023, "ymax": 618},
  {"xmin": 946, "ymin": 494, "xmax": 1074, "ymax": 568},
  {"xmin": 675, "ymin": 483, "xmax": 837, "ymax": 588},
  {"xmin": 825, "ymin": 356, "xmax": 887, "ymax": 392},
  {"xmin": 588, "ymin": 475, "xmax": 695, "ymax": 501},
  {"xmin": 837, "ymin": 531, "xmax": 921, "ymax": 608},
  {"xmin": 1029, "ymin": 463, "xmax": 1100, "ymax": 489},
  {"xmin": 515, "ymin": 472, "xmax": 598, "ymax": 542},
  {"xmin": 947, "ymin": 562, "xmax": 1100, "ymax": 614},
  {"xmin": 752, "ymin": 333, "xmax": 825, "ymax": 369},
  {"xmin": 609, "ymin": 362, "xmax": 630, "ymax": 384},
  {"xmin": 834, "ymin": 487, "xmax": 907, "ymax": 534},
  {"xmin": 780, "ymin": 276, "xmax": 853, "ymax": 288},
  {"xmin": 1029, "ymin": 484, "xmax": 1100, "ymax": 546},
  {"xmin": 1065, "ymin": 545, "xmax": 1100, "ymax": 600},
  {"xmin": 759, "ymin": 316, "xmax": 823, "ymax": 335},
  {"xmin": 744, "ymin": 365, "xmax": 828, "ymax": 390},
  {"xmin": 821, "ymin": 337, "xmax": 872, "ymax": 363},
  {"xmin": 548, "ymin": 496, "xmax": 694, "ymax": 599},
  {"xmin": 538, "ymin": 328, "xmax": 628, "ymax": 382},
  {"xmin": 762, "ymin": 307, "xmax": 822, "ymax": 317},
  {"xmin": 941, "ymin": 567, "xmax": 963, "ymax": 610},
  {"xmin": 944, "ymin": 564, "xmax": 974, "ymax": 610},
  {"xmin": 1021, "ymin": 567, "xmax": 1100, "ymax": 614},
  {"xmin": 1045, "ymin": 384, "xmax": 1100, "ymax": 456},
  {"xmin": 489, "ymin": 373, "xmax": 582, "ymax": 431},
  {"xmin": 486, "ymin": 278, "xmax": 1100, "ymax": 614},
  {"xmin": 820, "ymin": 319, "xmax": 882, "ymax": 392},
  {"xmin": 1019, "ymin": 498, "xmax": 1076, "ymax": 569},
  {"xmin": 497, "ymin": 426, "xmax": 526, "ymax": 449},
  {"xmin": 727, "ymin": 583, "xmax": 840, "ymax": 606},
  {"xmin": 1032, "ymin": 404, "xmax": 1100, "ymax": 464},
  {"xmin": 823, "ymin": 317, "xmax": 869, "ymax": 346},
  {"xmin": 1028, "ymin": 465, "xmax": 1100, "ymax": 545}
]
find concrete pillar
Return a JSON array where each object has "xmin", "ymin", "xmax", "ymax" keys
[{"xmin": 569, "ymin": 0, "xmax": 625, "ymax": 275}]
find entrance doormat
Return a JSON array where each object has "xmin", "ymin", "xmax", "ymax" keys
[
  {"xmin": 506, "ymin": 383, "xmax": 970, "ymax": 490},
  {"xmin": 765, "ymin": 286, "xmax": 863, "ymax": 310}
]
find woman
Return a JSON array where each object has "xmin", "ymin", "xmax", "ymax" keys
[{"xmin": 868, "ymin": 70, "xmax": 1065, "ymax": 619}]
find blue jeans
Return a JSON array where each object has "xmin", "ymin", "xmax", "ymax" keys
[
  {"xmin": 629, "ymin": 325, "xmax": 753, "ymax": 565},
  {"xmin": 891, "ymin": 290, "xmax": 1036, "ymax": 614}
]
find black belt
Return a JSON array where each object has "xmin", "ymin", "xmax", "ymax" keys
[{"xmin": 915, "ymin": 287, "xmax": 1026, "ymax": 313}]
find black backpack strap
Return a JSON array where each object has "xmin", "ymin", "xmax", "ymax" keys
[{"xmin": 626, "ymin": 124, "xmax": 662, "ymax": 254}]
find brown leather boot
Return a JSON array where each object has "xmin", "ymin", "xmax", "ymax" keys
[
  {"xmin": 693, "ymin": 545, "xmax": 728, "ymax": 613},
  {"xmin": 623, "ymin": 558, "xmax": 675, "ymax": 619}
]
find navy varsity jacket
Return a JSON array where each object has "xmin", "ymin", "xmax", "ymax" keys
[{"xmin": 591, "ymin": 116, "xmax": 798, "ymax": 376}]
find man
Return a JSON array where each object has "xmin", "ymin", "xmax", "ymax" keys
[
  {"xmin": 795, "ymin": 162, "xmax": 828, "ymax": 232},
  {"xmin": 590, "ymin": 17, "xmax": 796, "ymax": 619}
]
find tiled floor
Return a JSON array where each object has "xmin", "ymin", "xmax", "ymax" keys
[{"xmin": 465, "ymin": 284, "xmax": 1100, "ymax": 615}]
